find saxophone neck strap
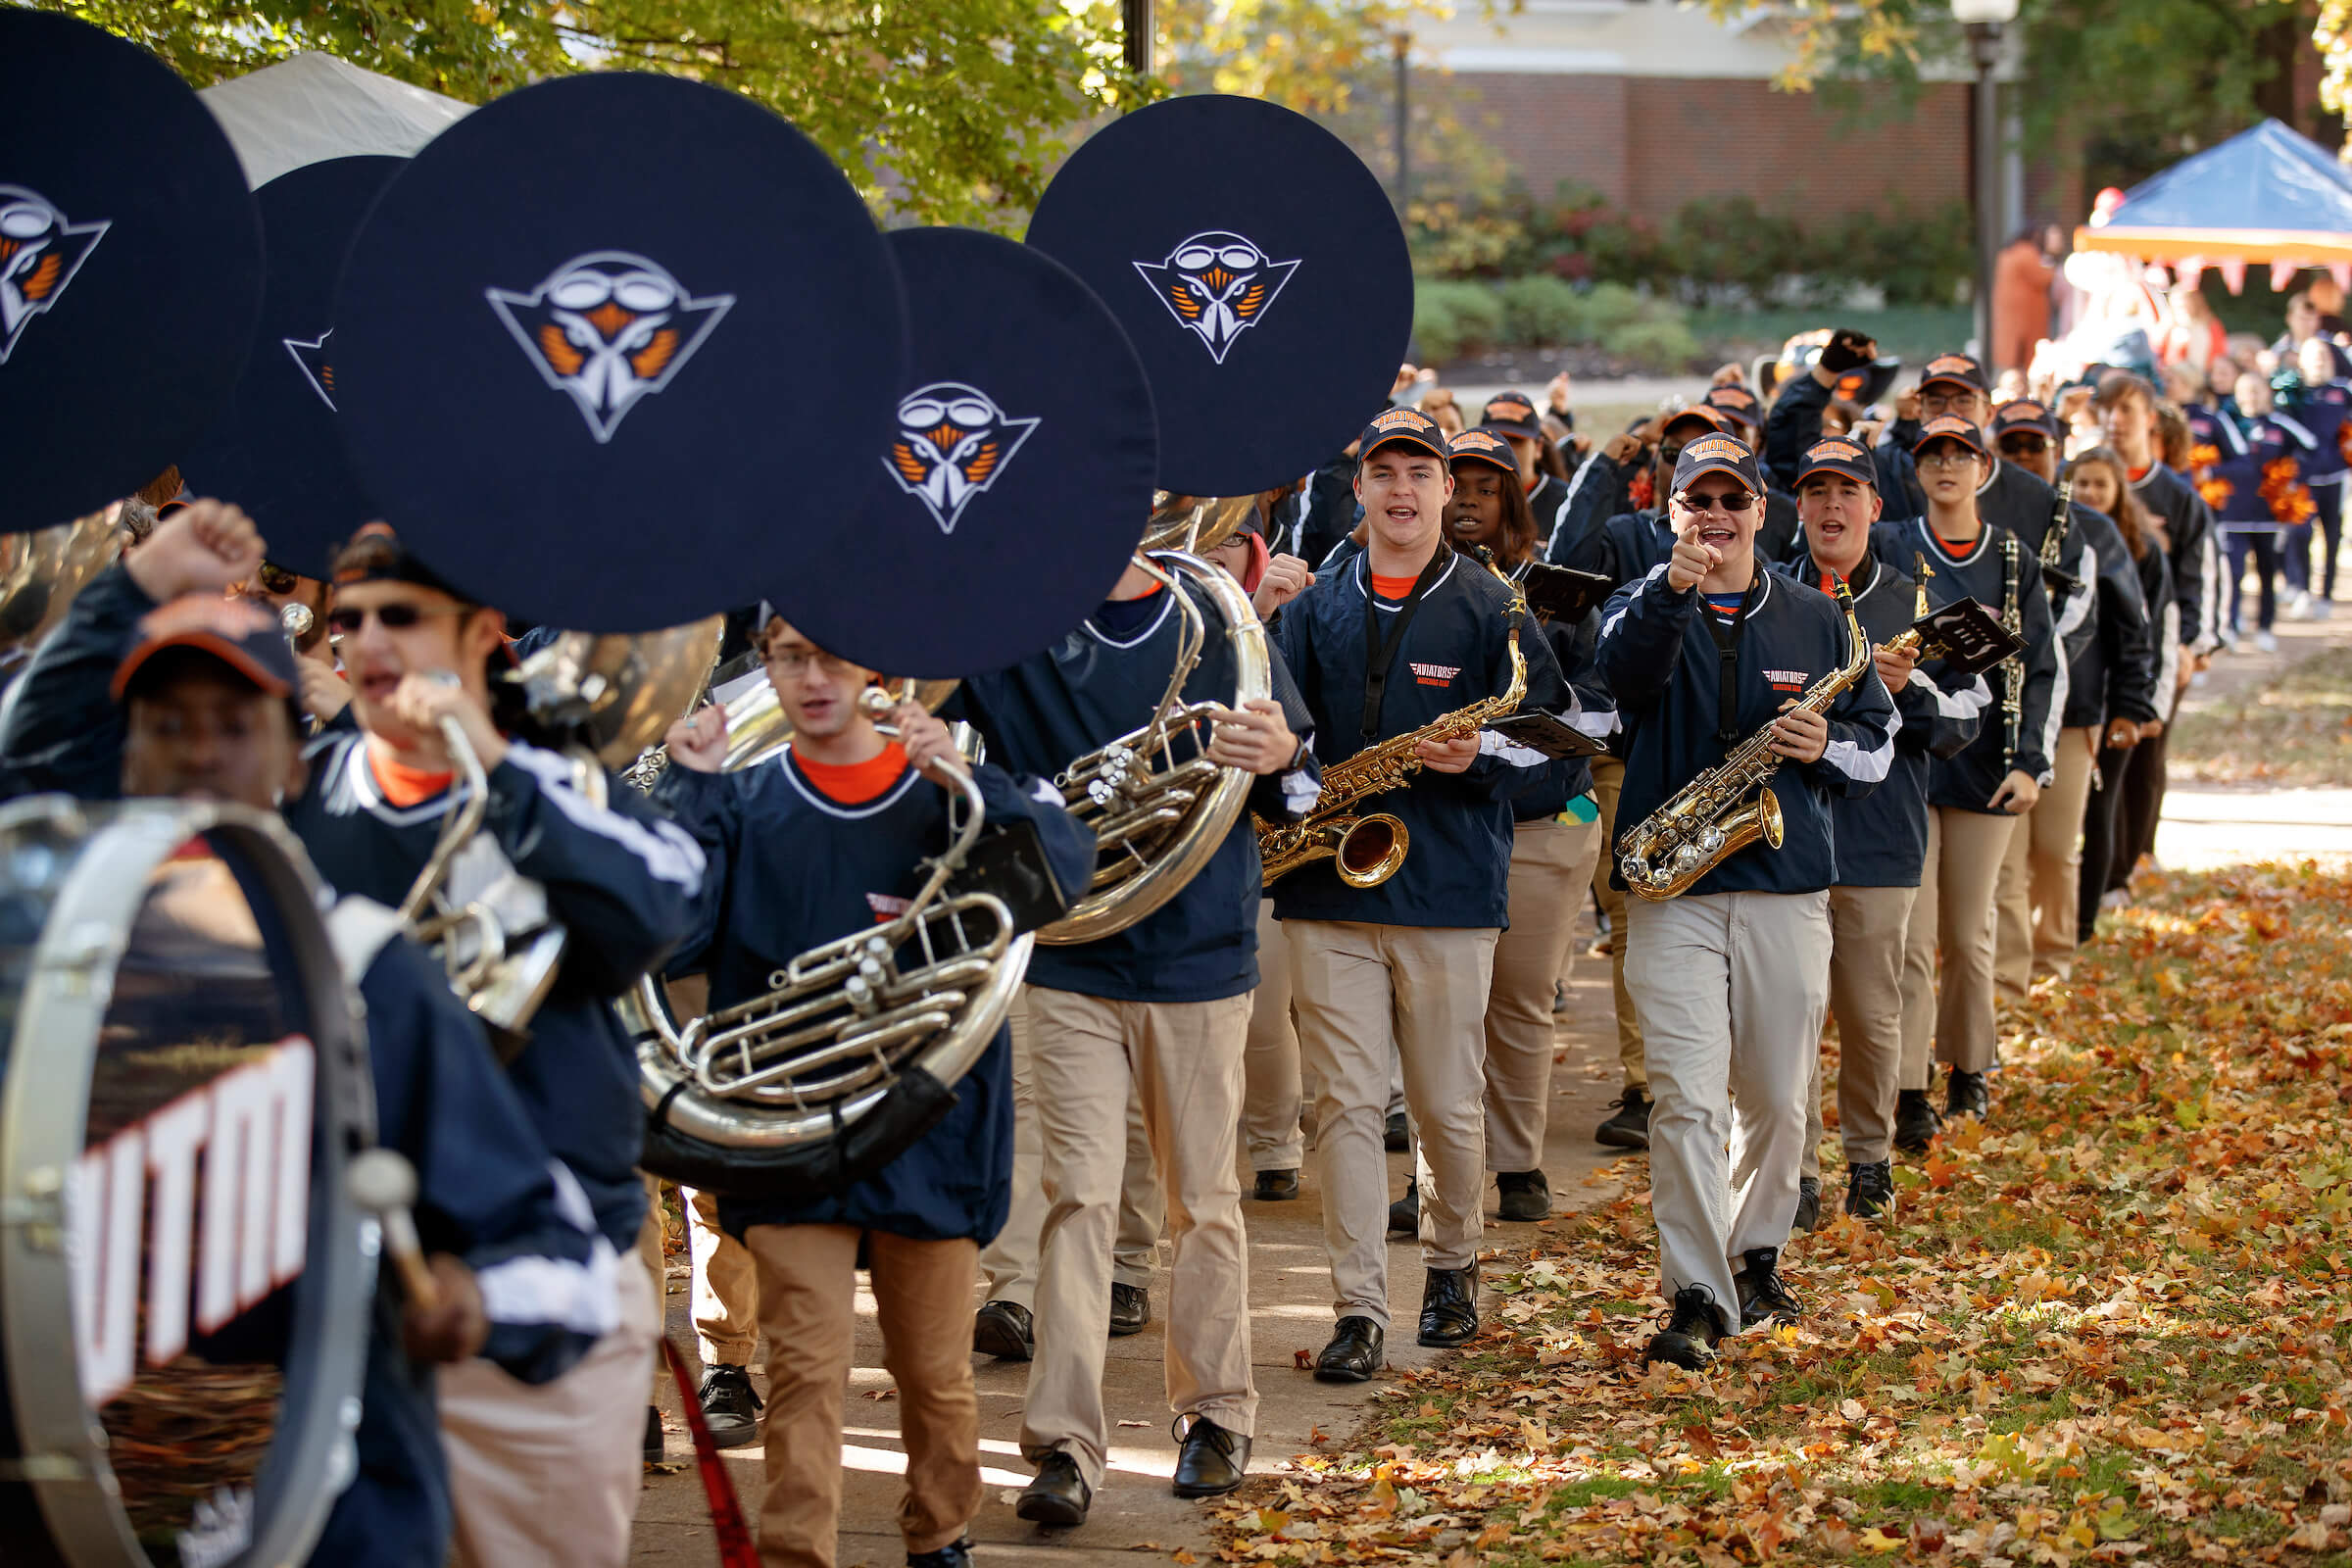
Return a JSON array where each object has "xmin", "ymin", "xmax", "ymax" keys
[
  {"xmin": 1359, "ymin": 548, "xmax": 1451, "ymax": 741},
  {"xmin": 1702, "ymin": 568, "xmax": 1762, "ymax": 746}
]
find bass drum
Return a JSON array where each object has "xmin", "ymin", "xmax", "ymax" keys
[{"xmin": 0, "ymin": 798, "xmax": 372, "ymax": 1568}]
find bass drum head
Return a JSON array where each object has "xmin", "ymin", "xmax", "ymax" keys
[{"xmin": 0, "ymin": 799, "xmax": 371, "ymax": 1568}]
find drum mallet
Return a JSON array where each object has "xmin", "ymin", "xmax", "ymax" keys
[{"xmin": 348, "ymin": 1148, "xmax": 441, "ymax": 1310}]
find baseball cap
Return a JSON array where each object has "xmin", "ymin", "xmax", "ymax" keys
[
  {"xmin": 112, "ymin": 595, "xmax": 297, "ymax": 703},
  {"xmin": 1660, "ymin": 405, "xmax": 1728, "ymax": 443},
  {"xmin": 1795, "ymin": 435, "xmax": 1878, "ymax": 489},
  {"xmin": 1671, "ymin": 431, "xmax": 1764, "ymax": 498},
  {"xmin": 1919, "ymin": 352, "xmax": 1988, "ymax": 395},
  {"xmin": 1479, "ymin": 392, "xmax": 1544, "ymax": 441},
  {"xmin": 331, "ymin": 521, "xmax": 479, "ymax": 604},
  {"xmin": 1913, "ymin": 415, "xmax": 1990, "ymax": 461},
  {"xmin": 1989, "ymin": 399, "xmax": 2061, "ymax": 442},
  {"xmin": 1447, "ymin": 426, "xmax": 1520, "ymax": 476},
  {"xmin": 1702, "ymin": 383, "xmax": 1761, "ymax": 431},
  {"xmin": 1356, "ymin": 405, "xmax": 1449, "ymax": 463}
]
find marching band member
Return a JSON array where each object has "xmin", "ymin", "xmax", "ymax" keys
[
  {"xmin": 1779, "ymin": 438, "xmax": 1985, "ymax": 1224},
  {"xmin": 2097, "ymin": 369, "xmax": 2221, "ymax": 662},
  {"xmin": 654, "ymin": 615, "xmax": 1091, "ymax": 1568},
  {"xmin": 1479, "ymin": 391, "xmax": 1574, "ymax": 542},
  {"xmin": 1878, "ymin": 418, "xmax": 2062, "ymax": 1145},
  {"xmin": 1595, "ymin": 432, "xmax": 1896, "ymax": 1369},
  {"xmin": 1444, "ymin": 427, "xmax": 1614, "ymax": 1222},
  {"xmin": 1268, "ymin": 407, "xmax": 1570, "ymax": 1381},
  {"xmin": 294, "ymin": 525, "xmax": 703, "ymax": 1567},
  {"xmin": 948, "ymin": 540, "xmax": 1320, "ymax": 1526},
  {"xmin": 1700, "ymin": 383, "xmax": 1801, "ymax": 562},
  {"xmin": 2210, "ymin": 370, "xmax": 2318, "ymax": 652}
]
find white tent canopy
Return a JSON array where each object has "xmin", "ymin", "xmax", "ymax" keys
[{"xmin": 198, "ymin": 51, "xmax": 471, "ymax": 189}]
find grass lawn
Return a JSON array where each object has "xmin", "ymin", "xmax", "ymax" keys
[
  {"xmin": 1688, "ymin": 305, "xmax": 1975, "ymax": 368},
  {"xmin": 2172, "ymin": 645, "xmax": 2352, "ymax": 789},
  {"xmin": 1209, "ymin": 861, "xmax": 2352, "ymax": 1564}
]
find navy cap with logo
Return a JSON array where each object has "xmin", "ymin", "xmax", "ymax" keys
[
  {"xmin": 1702, "ymin": 383, "xmax": 1762, "ymax": 431},
  {"xmin": 329, "ymin": 74, "xmax": 909, "ymax": 633},
  {"xmin": 1671, "ymin": 432, "xmax": 1765, "ymax": 498},
  {"xmin": 1356, "ymin": 407, "xmax": 1449, "ymax": 465},
  {"xmin": 1447, "ymin": 426, "xmax": 1519, "ymax": 476},
  {"xmin": 111, "ymin": 595, "xmax": 299, "ymax": 703},
  {"xmin": 1026, "ymin": 94, "xmax": 1413, "ymax": 497},
  {"xmin": 1479, "ymin": 392, "xmax": 1543, "ymax": 441},
  {"xmin": 1660, "ymin": 405, "xmax": 1728, "ymax": 443},
  {"xmin": 179, "ymin": 157, "xmax": 403, "ymax": 579},
  {"xmin": 1989, "ymin": 399, "xmax": 2061, "ymax": 442},
  {"xmin": 0, "ymin": 11, "xmax": 264, "ymax": 534},
  {"xmin": 778, "ymin": 226, "xmax": 1157, "ymax": 677},
  {"xmin": 1919, "ymin": 352, "xmax": 1989, "ymax": 395},
  {"xmin": 1796, "ymin": 435, "xmax": 1878, "ymax": 489},
  {"xmin": 1913, "ymin": 415, "xmax": 1991, "ymax": 460}
]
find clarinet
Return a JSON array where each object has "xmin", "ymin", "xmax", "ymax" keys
[
  {"xmin": 2001, "ymin": 532, "xmax": 2024, "ymax": 773},
  {"xmin": 2040, "ymin": 470, "xmax": 2075, "ymax": 600}
]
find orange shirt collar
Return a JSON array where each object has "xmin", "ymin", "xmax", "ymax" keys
[
  {"xmin": 797, "ymin": 743, "xmax": 909, "ymax": 805},
  {"xmin": 367, "ymin": 734, "xmax": 456, "ymax": 808}
]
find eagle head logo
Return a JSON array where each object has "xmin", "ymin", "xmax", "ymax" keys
[
  {"xmin": 883, "ymin": 382, "xmax": 1039, "ymax": 535},
  {"xmin": 486, "ymin": 252, "xmax": 733, "ymax": 443},
  {"xmin": 1134, "ymin": 231, "xmax": 1298, "ymax": 365},
  {"xmin": 0, "ymin": 185, "xmax": 110, "ymax": 366}
]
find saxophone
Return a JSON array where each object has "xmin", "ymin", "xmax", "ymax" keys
[
  {"xmin": 1617, "ymin": 576, "xmax": 1872, "ymax": 902},
  {"xmin": 1257, "ymin": 550, "xmax": 1527, "ymax": 889}
]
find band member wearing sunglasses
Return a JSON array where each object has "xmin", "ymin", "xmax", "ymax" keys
[
  {"xmin": 656, "ymin": 615, "xmax": 1091, "ymax": 1568},
  {"xmin": 1596, "ymin": 432, "xmax": 1896, "ymax": 1370}
]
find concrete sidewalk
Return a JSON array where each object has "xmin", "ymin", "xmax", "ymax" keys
[{"xmin": 628, "ymin": 929, "xmax": 1633, "ymax": 1567}]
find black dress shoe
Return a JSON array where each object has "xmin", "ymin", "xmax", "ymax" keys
[
  {"xmin": 1416, "ymin": 1265, "xmax": 1479, "ymax": 1348},
  {"xmin": 643, "ymin": 1403, "xmax": 663, "ymax": 1463},
  {"xmin": 1946, "ymin": 1068, "xmax": 1991, "ymax": 1121},
  {"xmin": 697, "ymin": 1362, "xmax": 762, "ymax": 1448},
  {"xmin": 1252, "ymin": 1168, "xmax": 1299, "ymax": 1201},
  {"xmin": 1642, "ymin": 1285, "xmax": 1727, "ymax": 1370},
  {"xmin": 973, "ymin": 1298, "xmax": 1034, "ymax": 1361},
  {"xmin": 1734, "ymin": 1246, "xmax": 1802, "ymax": 1330},
  {"xmin": 1892, "ymin": 1088, "xmax": 1940, "ymax": 1154},
  {"xmin": 1845, "ymin": 1158, "xmax": 1894, "ymax": 1219},
  {"xmin": 1016, "ymin": 1450, "xmax": 1092, "ymax": 1527},
  {"xmin": 1170, "ymin": 1415, "xmax": 1251, "ymax": 1497},
  {"xmin": 1495, "ymin": 1169, "xmax": 1549, "ymax": 1222},
  {"xmin": 1387, "ymin": 1179, "xmax": 1419, "ymax": 1235},
  {"xmin": 1384, "ymin": 1110, "xmax": 1410, "ymax": 1152},
  {"xmin": 907, "ymin": 1539, "xmax": 974, "ymax": 1568},
  {"xmin": 1595, "ymin": 1089, "xmax": 1651, "ymax": 1149},
  {"xmin": 1791, "ymin": 1176, "xmax": 1822, "ymax": 1234},
  {"xmin": 1108, "ymin": 1282, "xmax": 1150, "ymax": 1337},
  {"xmin": 1313, "ymin": 1316, "xmax": 1385, "ymax": 1382}
]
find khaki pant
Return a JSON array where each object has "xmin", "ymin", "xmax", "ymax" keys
[
  {"xmin": 745, "ymin": 1225, "xmax": 981, "ymax": 1568},
  {"xmin": 1801, "ymin": 883, "xmax": 1918, "ymax": 1178},
  {"xmin": 1289, "ymin": 920, "xmax": 1498, "ymax": 1328},
  {"xmin": 684, "ymin": 1185, "xmax": 760, "ymax": 1366},
  {"xmin": 1993, "ymin": 726, "xmax": 2097, "ymax": 998},
  {"xmin": 1020, "ymin": 988, "xmax": 1256, "ymax": 1490},
  {"xmin": 1241, "ymin": 900, "xmax": 1304, "ymax": 1172},
  {"xmin": 442, "ymin": 1250, "xmax": 660, "ymax": 1568},
  {"xmin": 1627, "ymin": 891, "xmax": 1830, "ymax": 1329},
  {"xmin": 1483, "ymin": 817, "xmax": 1603, "ymax": 1172},
  {"xmin": 1900, "ymin": 807, "xmax": 2017, "ymax": 1087},
  {"xmin": 1590, "ymin": 757, "xmax": 1645, "ymax": 1090},
  {"xmin": 978, "ymin": 992, "xmax": 1165, "ymax": 1307}
]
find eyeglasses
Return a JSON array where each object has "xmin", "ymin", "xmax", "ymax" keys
[
  {"xmin": 1676, "ymin": 490, "xmax": 1756, "ymax": 513},
  {"xmin": 1918, "ymin": 389, "xmax": 1979, "ymax": 416},
  {"xmin": 324, "ymin": 603, "xmax": 474, "ymax": 635},
  {"xmin": 764, "ymin": 647, "xmax": 864, "ymax": 680},
  {"xmin": 1916, "ymin": 449, "xmax": 1981, "ymax": 471}
]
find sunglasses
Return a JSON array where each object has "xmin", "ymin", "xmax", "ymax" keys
[
  {"xmin": 1676, "ymin": 490, "xmax": 1756, "ymax": 513},
  {"xmin": 1997, "ymin": 434, "xmax": 2051, "ymax": 455},
  {"xmin": 324, "ymin": 603, "xmax": 474, "ymax": 635},
  {"xmin": 256, "ymin": 563, "xmax": 300, "ymax": 595}
]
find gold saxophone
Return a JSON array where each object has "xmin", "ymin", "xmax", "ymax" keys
[
  {"xmin": 1617, "ymin": 576, "xmax": 1872, "ymax": 902},
  {"xmin": 1257, "ymin": 551, "xmax": 1527, "ymax": 889}
]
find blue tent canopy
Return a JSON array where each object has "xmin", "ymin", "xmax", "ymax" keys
[{"xmin": 2076, "ymin": 119, "xmax": 2352, "ymax": 266}]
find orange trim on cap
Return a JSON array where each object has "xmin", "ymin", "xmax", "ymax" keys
[{"xmin": 109, "ymin": 631, "xmax": 291, "ymax": 703}]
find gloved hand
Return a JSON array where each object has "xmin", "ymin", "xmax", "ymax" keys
[{"xmin": 1818, "ymin": 327, "xmax": 1879, "ymax": 374}]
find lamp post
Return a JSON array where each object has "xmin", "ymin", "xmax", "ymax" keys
[
  {"xmin": 1953, "ymin": 0, "xmax": 2020, "ymax": 362},
  {"xmin": 1123, "ymin": 0, "xmax": 1152, "ymax": 75},
  {"xmin": 1393, "ymin": 30, "xmax": 1412, "ymax": 210}
]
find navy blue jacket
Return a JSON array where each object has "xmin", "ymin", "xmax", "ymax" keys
[
  {"xmin": 1543, "ymin": 448, "xmax": 1641, "ymax": 564},
  {"xmin": 0, "ymin": 561, "xmax": 146, "ymax": 801},
  {"xmin": 2280, "ymin": 377, "xmax": 2352, "ymax": 483},
  {"xmin": 949, "ymin": 576, "xmax": 1320, "ymax": 1004},
  {"xmin": 1777, "ymin": 551, "xmax": 1986, "ymax": 888},
  {"xmin": 289, "ymin": 734, "xmax": 702, "ymax": 1252},
  {"xmin": 2211, "ymin": 410, "xmax": 2317, "ymax": 531},
  {"xmin": 2142, "ymin": 447, "xmax": 2223, "ymax": 655},
  {"xmin": 654, "ymin": 749, "xmax": 1092, "ymax": 1242},
  {"xmin": 1869, "ymin": 516, "xmax": 2064, "ymax": 809},
  {"xmin": 1597, "ymin": 563, "xmax": 1898, "ymax": 897},
  {"xmin": 1506, "ymin": 588, "xmax": 1616, "ymax": 821},
  {"xmin": 1272, "ymin": 547, "xmax": 1571, "ymax": 928},
  {"xmin": 1999, "ymin": 496, "xmax": 2159, "ymax": 729}
]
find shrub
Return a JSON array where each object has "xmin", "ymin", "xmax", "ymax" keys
[
  {"xmin": 1602, "ymin": 315, "xmax": 1702, "ymax": 370},
  {"xmin": 1578, "ymin": 282, "xmax": 1652, "ymax": 334},
  {"xmin": 1496, "ymin": 274, "xmax": 1584, "ymax": 348},
  {"xmin": 1413, "ymin": 280, "xmax": 1504, "ymax": 364}
]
